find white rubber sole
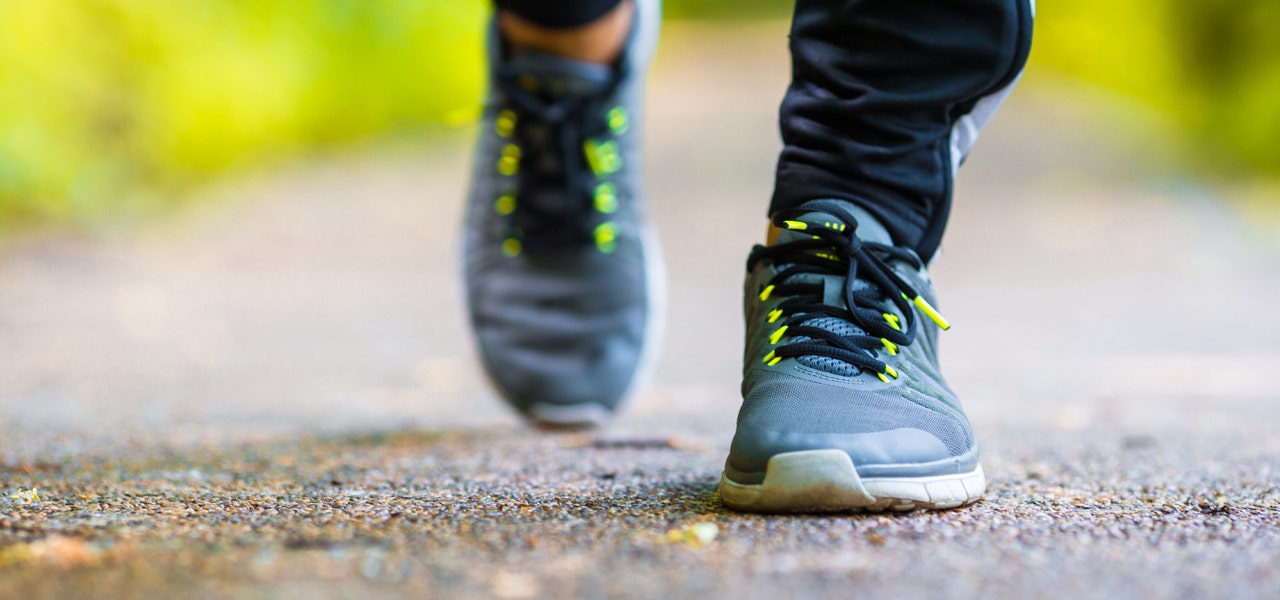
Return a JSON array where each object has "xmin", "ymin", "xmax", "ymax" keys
[
  {"xmin": 526, "ymin": 402, "xmax": 616, "ymax": 430},
  {"xmin": 718, "ymin": 449, "xmax": 986, "ymax": 513}
]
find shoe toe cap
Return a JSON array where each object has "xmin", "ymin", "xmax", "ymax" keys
[
  {"xmin": 468, "ymin": 254, "xmax": 649, "ymax": 423},
  {"xmin": 727, "ymin": 423, "xmax": 957, "ymax": 483},
  {"xmin": 727, "ymin": 373, "xmax": 976, "ymax": 481},
  {"xmin": 478, "ymin": 328, "xmax": 642, "ymax": 419}
]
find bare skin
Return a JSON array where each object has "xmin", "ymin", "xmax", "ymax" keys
[
  {"xmin": 766, "ymin": 223, "xmax": 784, "ymax": 246},
  {"xmin": 497, "ymin": 0, "xmax": 635, "ymax": 65}
]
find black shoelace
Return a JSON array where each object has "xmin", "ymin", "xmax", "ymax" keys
[
  {"xmin": 493, "ymin": 60, "xmax": 627, "ymax": 254},
  {"xmin": 748, "ymin": 200, "xmax": 950, "ymax": 379}
]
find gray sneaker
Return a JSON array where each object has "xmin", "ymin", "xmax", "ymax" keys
[
  {"xmin": 719, "ymin": 199, "xmax": 984, "ymax": 512},
  {"xmin": 462, "ymin": 1, "xmax": 663, "ymax": 428}
]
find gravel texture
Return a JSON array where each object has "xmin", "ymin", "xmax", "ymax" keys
[{"xmin": 2, "ymin": 22, "xmax": 1279, "ymax": 599}]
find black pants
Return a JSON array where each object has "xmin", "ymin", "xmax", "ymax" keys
[
  {"xmin": 494, "ymin": 0, "xmax": 623, "ymax": 28},
  {"xmin": 496, "ymin": 0, "xmax": 1035, "ymax": 260}
]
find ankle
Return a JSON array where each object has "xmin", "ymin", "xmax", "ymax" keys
[
  {"xmin": 497, "ymin": 0, "xmax": 634, "ymax": 65},
  {"xmin": 766, "ymin": 220, "xmax": 783, "ymax": 246}
]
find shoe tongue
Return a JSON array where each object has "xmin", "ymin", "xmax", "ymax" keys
[
  {"xmin": 772, "ymin": 200, "xmax": 893, "ymax": 247},
  {"xmin": 508, "ymin": 48, "xmax": 613, "ymax": 99}
]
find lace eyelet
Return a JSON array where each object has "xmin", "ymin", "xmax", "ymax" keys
[
  {"xmin": 497, "ymin": 144, "xmax": 521, "ymax": 175},
  {"xmin": 593, "ymin": 222, "xmax": 617, "ymax": 254},
  {"xmin": 495, "ymin": 110, "xmax": 517, "ymax": 137},
  {"xmin": 606, "ymin": 106, "xmax": 629, "ymax": 135},
  {"xmin": 593, "ymin": 183, "xmax": 617, "ymax": 214},
  {"xmin": 495, "ymin": 194, "xmax": 516, "ymax": 215}
]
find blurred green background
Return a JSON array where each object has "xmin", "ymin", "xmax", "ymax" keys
[{"xmin": 1, "ymin": 0, "xmax": 1277, "ymax": 233}]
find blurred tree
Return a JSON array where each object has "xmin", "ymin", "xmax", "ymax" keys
[
  {"xmin": 0, "ymin": 0, "xmax": 486, "ymax": 230},
  {"xmin": 1170, "ymin": 0, "xmax": 1280, "ymax": 174},
  {"xmin": 1033, "ymin": 0, "xmax": 1280, "ymax": 176},
  {"xmin": 0, "ymin": 0, "xmax": 1275, "ymax": 231}
]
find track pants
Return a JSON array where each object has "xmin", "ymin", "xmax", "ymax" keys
[{"xmin": 494, "ymin": 0, "xmax": 1035, "ymax": 259}]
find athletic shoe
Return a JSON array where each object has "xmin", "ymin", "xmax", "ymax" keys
[
  {"xmin": 719, "ymin": 199, "xmax": 984, "ymax": 512},
  {"xmin": 462, "ymin": 0, "xmax": 663, "ymax": 428}
]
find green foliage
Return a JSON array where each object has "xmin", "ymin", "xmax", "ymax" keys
[
  {"xmin": 662, "ymin": 0, "xmax": 788, "ymax": 20},
  {"xmin": 0, "ymin": 0, "xmax": 486, "ymax": 228},
  {"xmin": 1032, "ymin": 0, "xmax": 1280, "ymax": 176}
]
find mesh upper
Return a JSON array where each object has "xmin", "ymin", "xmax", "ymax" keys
[
  {"xmin": 739, "ymin": 373, "xmax": 972, "ymax": 456},
  {"xmin": 792, "ymin": 316, "xmax": 864, "ymax": 376}
]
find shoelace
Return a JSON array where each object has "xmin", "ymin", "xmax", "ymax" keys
[
  {"xmin": 491, "ymin": 60, "xmax": 629, "ymax": 256},
  {"xmin": 748, "ymin": 200, "xmax": 951, "ymax": 381}
]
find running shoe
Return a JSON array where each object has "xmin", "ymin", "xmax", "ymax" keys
[
  {"xmin": 462, "ymin": 0, "xmax": 663, "ymax": 428},
  {"xmin": 719, "ymin": 199, "xmax": 984, "ymax": 512}
]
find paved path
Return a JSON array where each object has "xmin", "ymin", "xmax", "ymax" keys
[{"xmin": 2, "ymin": 22, "xmax": 1279, "ymax": 598}]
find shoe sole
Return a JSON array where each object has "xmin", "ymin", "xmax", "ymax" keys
[
  {"xmin": 717, "ymin": 449, "xmax": 985, "ymax": 513},
  {"xmin": 525, "ymin": 402, "xmax": 616, "ymax": 430}
]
